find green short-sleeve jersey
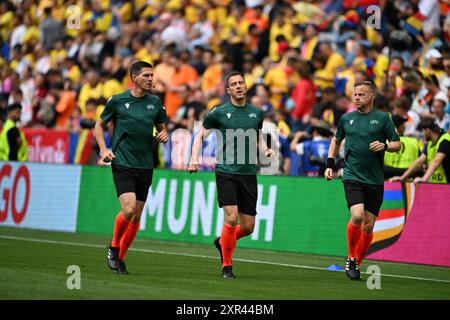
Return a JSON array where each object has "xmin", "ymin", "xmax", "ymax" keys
[
  {"xmin": 100, "ymin": 90, "xmax": 167, "ymax": 169},
  {"xmin": 335, "ymin": 108, "xmax": 400, "ymax": 185},
  {"xmin": 203, "ymin": 102, "xmax": 263, "ymax": 175}
]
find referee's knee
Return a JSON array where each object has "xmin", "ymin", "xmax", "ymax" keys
[
  {"xmin": 362, "ymin": 222, "xmax": 375, "ymax": 234},
  {"xmin": 131, "ymin": 215, "xmax": 141, "ymax": 225},
  {"xmin": 225, "ymin": 217, "xmax": 238, "ymax": 227},
  {"xmin": 122, "ymin": 207, "xmax": 136, "ymax": 220},
  {"xmin": 350, "ymin": 215, "xmax": 364, "ymax": 226},
  {"xmin": 241, "ymin": 224, "xmax": 254, "ymax": 236}
]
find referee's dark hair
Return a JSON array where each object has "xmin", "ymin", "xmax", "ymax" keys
[
  {"xmin": 129, "ymin": 61, "xmax": 153, "ymax": 79},
  {"xmin": 354, "ymin": 80, "xmax": 376, "ymax": 95},
  {"xmin": 225, "ymin": 71, "xmax": 245, "ymax": 88}
]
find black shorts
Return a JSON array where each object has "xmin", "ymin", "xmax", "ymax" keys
[
  {"xmin": 112, "ymin": 164, "xmax": 153, "ymax": 202},
  {"xmin": 215, "ymin": 171, "xmax": 258, "ymax": 216},
  {"xmin": 343, "ymin": 179, "xmax": 384, "ymax": 216}
]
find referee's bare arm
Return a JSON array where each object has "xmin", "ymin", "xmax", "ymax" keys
[
  {"xmin": 94, "ymin": 118, "xmax": 115, "ymax": 163},
  {"xmin": 369, "ymin": 140, "xmax": 401, "ymax": 152},
  {"xmin": 385, "ymin": 140, "xmax": 401, "ymax": 152},
  {"xmin": 188, "ymin": 126, "xmax": 211, "ymax": 173},
  {"xmin": 324, "ymin": 137, "xmax": 342, "ymax": 180},
  {"xmin": 155, "ymin": 123, "xmax": 169, "ymax": 143}
]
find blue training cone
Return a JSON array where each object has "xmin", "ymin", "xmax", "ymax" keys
[{"xmin": 327, "ymin": 264, "xmax": 344, "ymax": 271}]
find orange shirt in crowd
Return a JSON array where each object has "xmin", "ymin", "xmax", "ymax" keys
[
  {"xmin": 243, "ymin": 9, "xmax": 269, "ymax": 32},
  {"xmin": 55, "ymin": 90, "xmax": 77, "ymax": 128},
  {"xmin": 201, "ymin": 64, "xmax": 222, "ymax": 96},
  {"xmin": 165, "ymin": 64, "xmax": 198, "ymax": 118},
  {"xmin": 153, "ymin": 62, "xmax": 175, "ymax": 94}
]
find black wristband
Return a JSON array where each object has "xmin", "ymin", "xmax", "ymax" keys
[
  {"xmin": 384, "ymin": 143, "xmax": 388, "ymax": 151},
  {"xmin": 326, "ymin": 157, "xmax": 335, "ymax": 169}
]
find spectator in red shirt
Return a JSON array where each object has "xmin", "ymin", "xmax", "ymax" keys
[{"xmin": 291, "ymin": 59, "xmax": 316, "ymax": 130}]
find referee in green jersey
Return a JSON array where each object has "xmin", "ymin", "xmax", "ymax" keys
[
  {"xmin": 188, "ymin": 71, "xmax": 275, "ymax": 279},
  {"xmin": 324, "ymin": 81, "xmax": 401, "ymax": 280},
  {"xmin": 94, "ymin": 61, "xmax": 169, "ymax": 275}
]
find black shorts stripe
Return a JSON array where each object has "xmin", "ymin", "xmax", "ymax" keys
[
  {"xmin": 215, "ymin": 171, "xmax": 258, "ymax": 216},
  {"xmin": 343, "ymin": 179, "xmax": 384, "ymax": 216},
  {"xmin": 111, "ymin": 164, "xmax": 153, "ymax": 202}
]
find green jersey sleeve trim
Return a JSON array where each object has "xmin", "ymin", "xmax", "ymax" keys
[
  {"xmin": 335, "ymin": 115, "xmax": 345, "ymax": 141},
  {"xmin": 100, "ymin": 96, "xmax": 115, "ymax": 123},
  {"xmin": 154, "ymin": 96, "xmax": 167, "ymax": 124},
  {"xmin": 203, "ymin": 107, "xmax": 219, "ymax": 129},
  {"xmin": 385, "ymin": 113, "xmax": 400, "ymax": 142}
]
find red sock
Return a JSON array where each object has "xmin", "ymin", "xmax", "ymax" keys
[
  {"xmin": 220, "ymin": 224, "xmax": 236, "ymax": 267},
  {"xmin": 235, "ymin": 225, "xmax": 247, "ymax": 240},
  {"xmin": 347, "ymin": 221, "xmax": 362, "ymax": 258},
  {"xmin": 355, "ymin": 231, "xmax": 374, "ymax": 265},
  {"xmin": 119, "ymin": 221, "xmax": 140, "ymax": 261},
  {"xmin": 111, "ymin": 212, "xmax": 129, "ymax": 247}
]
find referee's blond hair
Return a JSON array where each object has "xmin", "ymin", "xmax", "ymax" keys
[{"xmin": 354, "ymin": 81, "xmax": 376, "ymax": 95}]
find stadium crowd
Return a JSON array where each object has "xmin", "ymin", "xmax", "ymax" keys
[{"xmin": 0, "ymin": 0, "xmax": 449, "ymax": 179}]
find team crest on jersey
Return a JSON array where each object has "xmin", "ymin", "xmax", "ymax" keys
[
  {"xmin": 226, "ymin": 113, "xmax": 231, "ymax": 118},
  {"xmin": 370, "ymin": 120, "xmax": 379, "ymax": 125},
  {"xmin": 350, "ymin": 119, "xmax": 354, "ymax": 125},
  {"xmin": 146, "ymin": 104, "xmax": 155, "ymax": 110},
  {"xmin": 125, "ymin": 103, "xmax": 130, "ymax": 109},
  {"xmin": 249, "ymin": 113, "xmax": 257, "ymax": 118}
]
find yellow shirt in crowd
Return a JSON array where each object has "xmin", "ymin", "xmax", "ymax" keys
[
  {"xmin": 67, "ymin": 65, "xmax": 81, "ymax": 84},
  {"xmin": 23, "ymin": 26, "xmax": 40, "ymax": 43},
  {"xmin": 244, "ymin": 65, "xmax": 264, "ymax": 90},
  {"xmin": 78, "ymin": 83, "xmax": 103, "ymax": 115},
  {"xmin": 0, "ymin": 11, "xmax": 13, "ymax": 41},
  {"xmin": 314, "ymin": 52, "xmax": 345, "ymax": 89},
  {"xmin": 269, "ymin": 22, "xmax": 292, "ymax": 61},
  {"xmin": 135, "ymin": 48, "xmax": 153, "ymax": 65},
  {"xmin": 102, "ymin": 79, "xmax": 124, "ymax": 99},
  {"xmin": 373, "ymin": 54, "xmax": 389, "ymax": 89}
]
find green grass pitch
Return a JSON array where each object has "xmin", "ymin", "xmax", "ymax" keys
[{"xmin": 1, "ymin": 226, "xmax": 449, "ymax": 300}]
